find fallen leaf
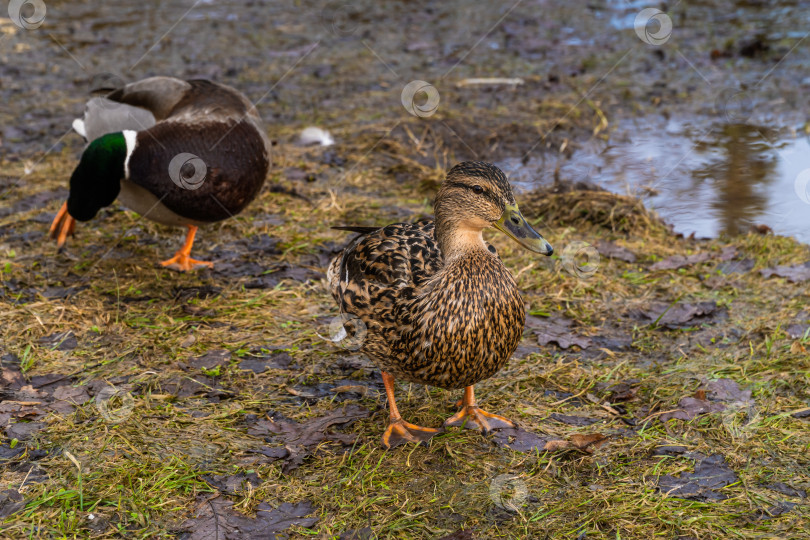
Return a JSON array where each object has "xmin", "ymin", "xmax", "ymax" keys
[
  {"xmin": 607, "ymin": 382, "xmax": 639, "ymax": 402},
  {"xmin": 548, "ymin": 413, "xmax": 600, "ymax": 426},
  {"xmin": 596, "ymin": 241, "xmax": 637, "ymax": 263},
  {"xmin": 0, "ymin": 489, "xmax": 24, "ymax": 519},
  {"xmin": 791, "ymin": 408, "xmax": 810, "ymax": 419},
  {"xmin": 635, "ymin": 301, "xmax": 725, "ymax": 329},
  {"xmin": 651, "ymin": 253, "xmax": 711, "ymax": 270},
  {"xmin": 202, "ymin": 472, "xmax": 263, "ymax": 495},
  {"xmin": 660, "ymin": 397, "xmax": 725, "ymax": 422},
  {"xmin": 50, "ymin": 385, "xmax": 91, "ymax": 414},
  {"xmin": 542, "ymin": 440, "xmax": 571, "ymax": 452},
  {"xmin": 752, "ymin": 502, "xmax": 796, "ymax": 521},
  {"xmin": 246, "ymin": 405, "xmax": 369, "ymax": 473},
  {"xmin": 339, "ymin": 527, "xmax": 376, "ymax": 540},
  {"xmin": 246, "ymin": 446, "xmax": 288, "ymax": 463},
  {"xmin": 703, "ymin": 378, "xmax": 752, "ymax": 403},
  {"xmin": 38, "ymin": 331, "xmax": 78, "ymax": 351},
  {"xmin": 179, "ymin": 496, "xmax": 318, "ymax": 539},
  {"xmin": 1, "ymin": 367, "xmax": 24, "ymax": 391},
  {"xmin": 763, "ymin": 482, "xmax": 806, "ymax": 499},
  {"xmin": 657, "ymin": 453, "xmax": 738, "ymax": 501},
  {"xmin": 238, "ymin": 352, "xmax": 293, "ymax": 373},
  {"xmin": 760, "ymin": 262, "xmax": 810, "ymax": 283},
  {"xmin": 189, "ymin": 350, "xmax": 231, "ymax": 370},
  {"xmin": 570, "ymin": 433, "xmax": 607, "ymax": 451},
  {"xmin": 717, "ymin": 258, "xmax": 754, "ymax": 275},
  {"xmin": 333, "ymin": 385, "xmax": 368, "ymax": 396},
  {"xmin": 533, "ymin": 317, "xmax": 592, "ymax": 350},
  {"xmin": 491, "ymin": 427, "xmax": 551, "ymax": 453},
  {"xmin": 5, "ymin": 422, "xmax": 45, "ymax": 440}
]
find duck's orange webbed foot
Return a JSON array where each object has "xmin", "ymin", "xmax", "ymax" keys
[
  {"xmin": 381, "ymin": 419, "xmax": 441, "ymax": 449},
  {"xmin": 49, "ymin": 202, "xmax": 76, "ymax": 249},
  {"xmin": 444, "ymin": 386, "xmax": 515, "ymax": 433},
  {"xmin": 159, "ymin": 224, "xmax": 213, "ymax": 272},
  {"xmin": 380, "ymin": 371, "xmax": 441, "ymax": 449}
]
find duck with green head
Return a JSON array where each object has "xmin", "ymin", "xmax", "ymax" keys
[
  {"xmin": 328, "ymin": 161, "xmax": 553, "ymax": 448},
  {"xmin": 49, "ymin": 76, "xmax": 270, "ymax": 270}
]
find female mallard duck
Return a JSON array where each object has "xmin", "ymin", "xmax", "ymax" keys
[
  {"xmin": 328, "ymin": 161, "xmax": 553, "ymax": 448},
  {"xmin": 49, "ymin": 76, "xmax": 270, "ymax": 271}
]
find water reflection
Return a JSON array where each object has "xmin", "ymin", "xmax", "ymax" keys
[
  {"xmin": 504, "ymin": 120, "xmax": 810, "ymax": 244},
  {"xmin": 692, "ymin": 124, "xmax": 778, "ymax": 237}
]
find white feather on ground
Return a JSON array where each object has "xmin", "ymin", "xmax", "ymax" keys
[{"xmin": 298, "ymin": 126, "xmax": 334, "ymax": 146}]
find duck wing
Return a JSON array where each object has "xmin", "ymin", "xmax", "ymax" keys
[
  {"xmin": 72, "ymin": 97, "xmax": 157, "ymax": 142},
  {"xmin": 328, "ymin": 219, "xmax": 443, "ymax": 328},
  {"xmin": 105, "ymin": 77, "xmax": 259, "ymax": 125}
]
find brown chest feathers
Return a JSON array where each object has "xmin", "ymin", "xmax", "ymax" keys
[{"xmin": 392, "ymin": 250, "xmax": 524, "ymax": 388}]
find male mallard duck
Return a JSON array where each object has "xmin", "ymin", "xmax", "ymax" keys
[
  {"xmin": 328, "ymin": 161, "xmax": 553, "ymax": 448},
  {"xmin": 49, "ymin": 76, "xmax": 270, "ymax": 270}
]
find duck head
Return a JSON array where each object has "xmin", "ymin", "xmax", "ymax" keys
[{"xmin": 434, "ymin": 161, "xmax": 553, "ymax": 257}]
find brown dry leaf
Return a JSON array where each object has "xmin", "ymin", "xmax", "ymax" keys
[
  {"xmin": 651, "ymin": 253, "xmax": 711, "ymax": 270},
  {"xmin": 790, "ymin": 341, "xmax": 806, "ymax": 354},
  {"xmin": 332, "ymin": 385, "xmax": 367, "ymax": 396},
  {"xmin": 543, "ymin": 439, "xmax": 571, "ymax": 452},
  {"xmin": 533, "ymin": 317, "xmax": 592, "ymax": 350},
  {"xmin": 596, "ymin": 240, "xmax": 637, "ymax": 263},
  {"xmin": 247, "ymin": 405, "xmax": 369, "ymax": 473},
  {"xmin": 760, "ymin": 262, "xmax": 810, "ymax": 283},
  {"xmin": 660, "ymin": 397, "xmax": 725, "ymax": 422},
  {"xmin": 635, "ymin": 301, "xmax": 725, "ymax": 329},
  {"xmin": 570, "ymin": 433, "xmax": 608, "ymax": 451}
]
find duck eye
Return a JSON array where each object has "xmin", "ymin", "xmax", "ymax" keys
[{"xmin": 472, "ymin": 185, "xmax": 484, "ymax": 194}]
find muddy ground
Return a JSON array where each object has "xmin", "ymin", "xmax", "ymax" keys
[{"xmin": 1, "ymin": 1, "xmax": 810, "ymax": 538}]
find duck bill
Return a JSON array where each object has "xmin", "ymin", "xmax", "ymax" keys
[{"xmin": 493, "ymin": 204, "xmax": 553, "ymax": 256}]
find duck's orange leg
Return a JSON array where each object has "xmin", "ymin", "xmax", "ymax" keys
[
  {"xmin": 445, "ymin": 385, "xmax": 514, "ymax": 433},
  {"xmin": 381, "ymin": 372, "xmax": 441, "ymax": 448},
  {"xmin": 159, "ymin": 225, "xmax": 213, "ymax": 272},
  {"xmin": 49, "ymin": 202, "xmax": 76, "ymax": 249}
]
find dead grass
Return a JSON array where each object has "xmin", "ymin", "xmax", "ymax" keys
[{"xmin": 1, "ymin": 123, "xmax": 809, "ymax": 540}]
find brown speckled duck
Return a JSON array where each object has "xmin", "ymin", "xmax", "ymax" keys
[
  {"xmin": 49, "ymin": 76, "xmax": 270, "ymax": 271},
  {"xmin": 328, "ymin": 161, "xmax": 553, "ymax": 448}
]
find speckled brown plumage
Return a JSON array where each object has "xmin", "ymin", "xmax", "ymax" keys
[
  {"xmin": 329, "ymin": 161, "xmax": 553, "ymax": 446},
  {"xmin": 329, "ymin": 162, "xmax": 545, "ymax": 390}
]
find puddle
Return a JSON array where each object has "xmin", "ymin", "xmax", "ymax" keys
[{"xmin": 502, "ymin": 120, "xmax": 810, "ymax": 243}]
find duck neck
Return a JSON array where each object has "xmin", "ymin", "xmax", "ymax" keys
[{"xmin": 435, "ymin": 213, "xmax": 489, "ymax": 262}]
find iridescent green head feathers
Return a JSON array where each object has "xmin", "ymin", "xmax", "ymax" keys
[{"xmin": 67, "ymin": 131, "xmax": 127, "ymax": 221}]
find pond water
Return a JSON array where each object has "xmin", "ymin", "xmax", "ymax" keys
[{"xmin": 501, "ymin": 120, "xmax": 810, "ymax": 243}]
